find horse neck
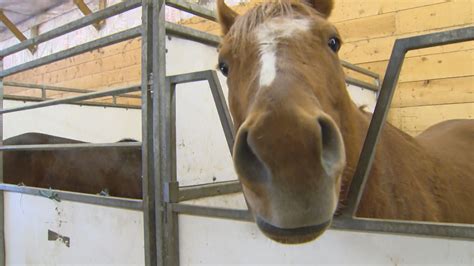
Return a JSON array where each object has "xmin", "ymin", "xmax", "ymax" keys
[{"xmin": 341, "ymin": 103, "xmax": 470, "ymax": 222}]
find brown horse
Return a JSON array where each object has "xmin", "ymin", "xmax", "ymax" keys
[
  {"xmin": 4, "ymin": 133, "xmax": 142, "ymax": 199},
  {"xmin": 216, "ymin": 0, "xmax": 474, "ymax": 243}
]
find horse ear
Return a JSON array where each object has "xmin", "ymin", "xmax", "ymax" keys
[
  {"xmin": 304, "ymin": 0, "xmax": 334, "ymax": 18},
  {"xmin": 217, "ymin": 0, "xmax": 238, "ymax": 35}
]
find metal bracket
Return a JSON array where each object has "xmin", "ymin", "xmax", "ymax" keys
[
  {"xmin": 164, "ymin": 181, "xmax": 179, "ymax": 203},
  {"xmin": 39, "ymin": 189, "xmax": 61, "ymax": 202}
]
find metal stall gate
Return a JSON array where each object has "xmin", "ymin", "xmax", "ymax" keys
[{"xmin": 1, "ymin": 0, "xmax": 472, "ymax": 264}]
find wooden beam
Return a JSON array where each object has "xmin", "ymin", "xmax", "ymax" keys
[
  {"xmin": 73, "ymin": 0, "xmax": 106, "ymax": 31},
  {"xmin": 0, "ymin": 10, "xmax": 36, "ymax": 54}
]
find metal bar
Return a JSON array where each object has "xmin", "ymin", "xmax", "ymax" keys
[
  {"xmin": 0, "ymin": 184, "xmax": 142, "ymax": 210},
  {"xmin": 6, "ymin": 82, "xmax": 141, "ymax": 100},
  {"xmin": 172, "ymin": 203, "xmax": 253, "ymax": 222},
  {"xmin": 0, "ymin": 0, "xmax": 141, "ymax": 57},
  {"xmin": 345, "ymin": 76, "xmax": 379, "ymax": 92},
  {"xmin": 152, "ymin": 0, "xmax": 169, "ymax": 263},
  {"xmin": 4, "ymin": 81, "xmax": 141, "ymax": 99},
  {"xmin": 332, "ymin": 217, "xmax": 474, "ymax": 240},
  {"xmin": 164, "ymin": 79, "xmax": 179, "ymax": 266},
  {"xmin": 344, "ymin": 27, "xmax": 474, "ymax": 218},
  {"xmin": 168, "ymin": 70, "xmax": 209, "ymax": 84},
  {"xmin": 0, "ymin": 85, "xmax": 140, "ymax": 114},
  {"xmin": 178, "ymin": 180, "xmax": 241, "ymax": 202},
  {"xmin": 3, "ymin": 95, "xmax": 141, "ymax": 110},
  {"xmin": 165, "ymin": 0, "xmax": 217, "ymax": 21},
  {"xmin": 341, "ymin": 60, "xmax": 380, "ymax": 80},
  {"xmin": 207, "ymin": 71, "xmax": 235, "ymax": 154},
  {"xmin": 73, "ymin": 0, "xmax": 102, "ymax": 30},
  {"xmin": 397, "ymin": 26, "xmax": 474, "ymax": 51},
  {"xmin": 343, "ymin": 41, "xmax": 407, "ymax": 217},
  {"xmin": 0, "ymin": 59, "xmax": 5, "ymax": 266},
  {"xmin": 0, "ymin": 10, "xmax": 36, "ymax": 53},
  {"xmin": 0, "ymin": 142, "xmax": 141, "ymax": 152},
  {"xmin": 0, "ymin": 26, "xmax": 141, "ymax": 78},
  {"xmin": 166, "ymin": 22, "xmax": 220, "ymax": 47},
  {"xmin": 141, "ymin": 0, "xmax": 157, "ymax": 264},
  {"xmin": 172, "ymin": 203, "xmax": 474, "ymax": 240}
]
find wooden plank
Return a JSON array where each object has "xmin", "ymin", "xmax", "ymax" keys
[
  {"xmin": 356, "ymin": 49, "xmax": 474, "ymax": 83},
  {"xmin": 388, "ymin": 102, "xmax": 473, "ymax": 136},
  {"xmin": 40, "ymin": 48, "xmax": 141, "ymax": 85},
  {"xmin": 396, "ymin": 0, "xmax": 473, "ymax": 35},
  {"xmin": 392, "ymin": 76, "xmax": 474, "ymax": 108},
  {"xmin": 7, "ymin": 38, "xmax": 141, "ymax": 82},
  {"xmin": 329, "ymin": 0, "xmax": 448, "ymax": 23},
  {"xmin": 380, "ymin": 0, "xmax": 450, "ymax": 13},
  {"xmin": 335, "ymin": 13, "xmax": 396, "ymax": 43}
]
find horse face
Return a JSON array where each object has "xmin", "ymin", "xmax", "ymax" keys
[{"xmin": 217, "ymin": 0, "xmax": 349, "ymax": 243}]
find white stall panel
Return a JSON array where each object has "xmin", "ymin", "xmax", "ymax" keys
[
  {"xmin": 4, "ymin": 100, "xmax": 142, "ymax": 142},
  {"xmin": 5, "ymin": 192, "xmax": 144, "ymax": 265},
  {"xmin": 179, "ymin": 214, "xmax": 474, "ymax": 266}
]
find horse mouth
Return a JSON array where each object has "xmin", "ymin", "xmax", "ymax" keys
[{"xmin": 256, "ymin": 216, "xmax": 332, "ymax": 244}]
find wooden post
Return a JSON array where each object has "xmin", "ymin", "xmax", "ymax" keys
[
  {"xmin": 0, "ymin": 10, "xmax": 36, "ymax": 54},
  {"xmin": 73, "ymin": 0, "xmax": 107, "ymax": 30}
]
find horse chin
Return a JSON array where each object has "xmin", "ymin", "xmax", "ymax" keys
[{"xmin": 256, "ymin": 216, "xmax": 331, "ymax": 244}]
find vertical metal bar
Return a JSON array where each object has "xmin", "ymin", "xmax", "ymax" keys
[
  {"xmin": 164, "ymin": 80, "xmax": 179, "ymax": 266},
  {"xmin": 207, "ymin": 71, "xmax": 235, "ymax": 155},
  {"xmin": 152, "ymin": 0, "xmax": 167, "ymax": 264},
  {"xmin": 344, "ymin": 41, "xmax": 408, "ymax": 217},
  {"xmin": 0, "ymin": 59, "xmax": 5, "ymax": 266},
  {"xmin": 141, "ymin": 0, "xmax": 157, "ymax": 265}
]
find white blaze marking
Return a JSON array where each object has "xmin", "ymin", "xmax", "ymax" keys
[{"xmin": 255, "ymin": 18, "xmax": 311, "ymax": 87}]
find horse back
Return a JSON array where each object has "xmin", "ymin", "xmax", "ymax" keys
[{"xmin": 416, "ymin": 119, "xmax": 473, "ymax": 172}]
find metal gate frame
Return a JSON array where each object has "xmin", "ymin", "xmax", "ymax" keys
[{"xmin": 1, "ymin": 0, "xmax": 471, "ymax": 265}]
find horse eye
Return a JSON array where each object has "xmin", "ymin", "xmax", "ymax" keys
[
  {"xmin": 218, "ymin": 62, "xmax": 229, "ymax": 77},
  {"xmin": 328, "ymin": 37, "xmax": 341, "ymax": 52}
]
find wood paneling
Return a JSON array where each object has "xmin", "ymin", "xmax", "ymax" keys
[
  {"xmin": 388, "ymin": 103, "xmax": 473, "ymax": 136},
  {"xmin": 4, "ymin": 0, "xmax": 472, "ymax": 135}
]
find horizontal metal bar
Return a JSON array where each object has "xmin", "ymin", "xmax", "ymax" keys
[
  {"xmin": 171, "ymin": 203, "xmax": 474, "ymax": 240},
  {"xmin": 166, "ymin": 0, "xmax": 217, "ymax": 22},
  {"xmin": 0, "ymin": 84, "xmax": 141, "ymax": 114},
  {"xmin": 0, "ymin": 26, "xmax": 142, "ymax": 78},
  {"xmin": 332, "ymin": 217, "xmax": 474, "ymax": 240},
  {"xmin": 341, "ymin": 60, "xmax": 380, "ymax": 80},
  {"xmin": 0, "ymin": 142, "xmax": 141, "ymax": 152},
  {"xmin": 345, "ymin": 76, "xmax": 379, "ymax": 92},
  {"xmin": 4, "ymin": 81, "xmax": 142, "ymax": 99},
  {"xmin": 171, "ymin": 203, "xmax": 253, "ymax": 222},
  {"xmin": 0, "ymin": 183, "xmax": 142, "ymax": 210},
  {"xmin": 0, "ymin": 0, "xmax": 142, "ymax": 57},
  {"xmin": 166, "ymin": 22, "xmax": 220, "ymax": 47},
  {"xmin": 399, "ymin": 26, "xmax": 474, "ymax": 52},
  {"xmin": 168, "ymin": 70, "xmax": 211, "ymax": 84},
  {"xmin": 4, "ymin": 95, "xmax": 141, "ymax": 109},
  {"xmin": 178, "ymin": 180, "xmax": 241, "ymax": 202}
]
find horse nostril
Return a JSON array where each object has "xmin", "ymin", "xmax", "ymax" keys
[
  {"xmin": 317, "ymin": 116, "xmax": 346, "ymax": 176},
  {"xmin": 233, "ymin": 128, "xmax": 269, "ymax": 182}
]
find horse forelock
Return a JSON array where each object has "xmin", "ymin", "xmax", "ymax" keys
[{"xmin": 225, "ymin": 0, "xmax": 321, "ymax": 54}]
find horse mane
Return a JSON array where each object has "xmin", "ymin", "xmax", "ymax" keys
[{"xmin": 226, "ymin": 0, "xmax": 320, "ymax": 53}]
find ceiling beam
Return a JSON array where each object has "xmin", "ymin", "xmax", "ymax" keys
[
  {"xmin": 73, "ymin": 0, "xmax": 107, "ymax": 31},
  {"xmin": 0, "ymin": 9, "xmax": 37, "ymax": 54}
]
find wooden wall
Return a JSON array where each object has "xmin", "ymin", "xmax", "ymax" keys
[
  {"xmin": 329, "ymin": 0, "xmax": 473, "ymax": 135},
  {"xmin": 4, "ymin": 0, "xmax": 473, "ymax": 135}
]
